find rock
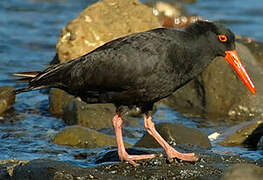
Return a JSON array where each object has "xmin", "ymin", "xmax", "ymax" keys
[
  {"xmin": 95, "ymin": 148, "xmax": 157, "ymax": 164},
  {"xmin": 49, "ymin": 88, "xmax": 74, "ymax": 117},
  {"xmin": 12, "ymin": 159, "xmax": 130, "ymax": 180},
  {"xmin": 91, "ymin": 145, "xmax": 256, "ymax": 179},
  {"xmin": 159, "ymin": 78, "xmax": 206, "ymax": 116},
  {"xmin": 62, "ymin": 100, "xmax": 114, "ymax": 129},
  {"xmin": 222, "ymin": 163, "xmax": 263, "ymax": 180},
  {"xmin": 83, "ymin": 146, "xmax": 258, "ymax": 180},
  {"xmin": 0, "ymin": 86, "xmax": 15, "ymax": 115},
  {"xmin": 0, "ymin": 164, "xmax": 10, "ymax": 180},
  {"xmin": 200, "ymin": 42, "xmax": 262, "ymax": 118},
  {"xmin": 243, "ymin": 121, "xmax": 263, "ymax": 148},
  {"xmin": 51, "ymin": 125, "xmax": 131, "ymax": 148},
  {"xmin": 56, "ymin": 0, "xmax": 161, "ymax": 62},
  {"xmin": 135, "ymin": 122, "xmax": 211, "ymax": 149},
  {"xmin": 237, "ymin": 36, "xmax": 263, "ymax": 64},
  {"xmin": 10, "ymin": 145, "xmax": 260, "ymax": 180},
  {"xmin": 50, "ymin": 89, "xmax": 115, "ymax": 129},
  {"xmin": 218, "ymin": 117, "xmax": 263, "ymax": 147},
  {"xmin": 0, "ymin": 159, "xmax": 28, "ymax": 180},
  {"xmin": 160, "ymin": 42, "xmax": 263, "ymax": 119},
  {"xmin": 49, "ymin": 88, "xmax": 139, "ymax": 129}
]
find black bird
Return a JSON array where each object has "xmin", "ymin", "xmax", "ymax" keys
[{"xmin": 14, "ymin": 20, "xmax": 256, "ymax": 166}]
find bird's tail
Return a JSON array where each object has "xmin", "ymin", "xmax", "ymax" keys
[
  {"xmin": 13, "ymin": 71, "xmax": 41, "ymax": 94},
  {"xmin": 13, "ymin": 60, "xmax": 77, "ymax": 94}
]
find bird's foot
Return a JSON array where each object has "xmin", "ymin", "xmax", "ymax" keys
[
  {"xmin": 119, "ymin": 151, "xmax": 156, "ymax": 167},
  {"xmin": 166, "ymin": 147, "xmax": 199, "ymax": 163}
]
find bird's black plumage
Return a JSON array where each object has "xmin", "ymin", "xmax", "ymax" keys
[
  {"xmin": 15, "ymin": 20, "xmax": 236, "ymax": 110},
  {"xmin": 15, "ymin": 20, "xmax": 256, "ymax": 166}
]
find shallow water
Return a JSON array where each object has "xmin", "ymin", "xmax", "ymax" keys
[{"xmin": 0, "ymin": 0, "xmax": 262, "ymax": 166}]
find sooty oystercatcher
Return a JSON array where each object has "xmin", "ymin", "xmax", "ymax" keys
[{"xmin": 14, "ymin": 20, "xmax": 256, "ymax": 166}]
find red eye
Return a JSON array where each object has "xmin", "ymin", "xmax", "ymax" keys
[{"xmin": 218, "ymin": 34, "xmax": 228, "ymax": 42}]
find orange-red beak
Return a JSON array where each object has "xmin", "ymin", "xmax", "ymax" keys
[{"xmin": 224, "ymin": 50, "xmax": 256, "ymax": 94}]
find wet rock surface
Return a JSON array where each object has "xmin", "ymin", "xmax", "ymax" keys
[
  {"xmin": 51, "ymin": 125, "xmax": 131, "ymax": 148},
  {"xmin": 12, "ymin": 159, "xmax": 131, "ymax": 180},
  {"xmin": 7, "ymin": 146, "xmax": 263, "ymax": 180},
  {"xmin": 0, "ymin": 159, "xmax": 28, "ymax": 179},
  {"xmin": 0, "ymin": 86, "xmax": 15, "ymax": 115},
  {"xmin": 218, "ymin": 117, "xmax": 263, "ymax": 147},
  {"xmin": 243, "ymin": 121, "xmax": 263, "ymax": 148},
  {"xmin": 135, "ymin": 122, "xmax": 211, "ymax": 149},
  {"xmin": 0, "ymin": 163, "xmax": 11, "ymax": 180}
]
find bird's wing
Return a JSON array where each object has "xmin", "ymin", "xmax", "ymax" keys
[
  {"xmin": 28, "ymin": 28, "xmax": 178, "ymax": 95},
  {"xmin": 63, "ymin": 28, "xmax": 176, "ymax": 92}
]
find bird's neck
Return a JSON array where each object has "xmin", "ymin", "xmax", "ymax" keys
[{"xmin": 171, "ymin": 33, "xmax": 217, "ymax": 88}]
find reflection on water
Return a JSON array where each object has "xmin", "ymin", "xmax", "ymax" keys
[{"xmin": 0, "ymin": 0, "xmax": 262, "ymax": 166}]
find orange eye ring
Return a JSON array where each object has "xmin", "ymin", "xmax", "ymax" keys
[{"xmin": 218, "ymin": 34, "xmax": 228, "ymax": 42}]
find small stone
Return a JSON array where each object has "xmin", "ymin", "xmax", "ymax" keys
[{"xmin": 208, "ymin": 132, "xmax": 221, "ymax": 141}]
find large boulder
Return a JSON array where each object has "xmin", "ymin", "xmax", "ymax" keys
[{"xmin": 55, "ymin": 0, "xmax": 161, "ymax": 62}]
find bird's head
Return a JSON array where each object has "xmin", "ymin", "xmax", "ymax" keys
[{"xmin": 186, "ymin": 20, "xmax": 256, "ymax": 94}]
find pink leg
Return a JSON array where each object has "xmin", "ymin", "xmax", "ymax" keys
[
  {"xmin": 144, "ymin": 114, "xmax": 199, "ymax": 162},
  {"xmin": 112, "ymin": 114, "xmax": 155, "ymax": 166}
]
